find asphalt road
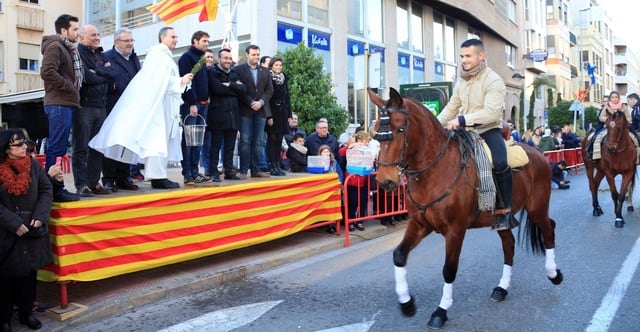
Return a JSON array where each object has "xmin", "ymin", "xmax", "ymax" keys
[{"xmin": 72, "ymin": 169, "xmax": 640, "ymax": 332}]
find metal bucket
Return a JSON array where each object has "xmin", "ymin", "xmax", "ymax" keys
[{"xmin": 183, "ymin": 114, "xmax": 206, "ymax": 147}]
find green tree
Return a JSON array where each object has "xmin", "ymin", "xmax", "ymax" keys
[
  {"xmin": 548, "ymin": 99, "xmax": 573, "ymax": 128},
  {"xmin": 278, "ymin": 43, "xmax": 348, "ymax": 135},
  {"xmin": 528, "ymin": 75, "xmax": 556, "ymax": 129}
]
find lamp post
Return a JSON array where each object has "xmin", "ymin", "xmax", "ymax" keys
[{"xmin": 578, "ymin": 6, "xmax": 592, "ymax": 131}]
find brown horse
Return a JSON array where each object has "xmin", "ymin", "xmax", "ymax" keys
[
  {"xmin": 369, "ymin": 88, "xmax": 562, "ymax": 329},
  {"xmin": 581, "ymin": 110, "xmax": 636, "ymax": 228}
]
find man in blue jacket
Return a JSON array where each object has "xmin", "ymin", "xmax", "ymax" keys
[{"xmin": 179, "ymin": 31, "xmax": 212, "ymax": 185}]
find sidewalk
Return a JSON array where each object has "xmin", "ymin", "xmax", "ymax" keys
[{"xmin": 30, "ymin": 216, "xmax": 406, "ymax": 331}]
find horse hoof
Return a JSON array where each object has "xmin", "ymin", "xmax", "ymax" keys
[
  {"xmin": 399, "ymin": 296, "xmax": 416, "ymax": 317},
  {"xmin": 627, "ymin": 206, "xmax": 635, "ymax": 212},
  {"xmin": 549, "ymin": 269, "xmax": 563, "ymax": 285},
  {"xmin": 490, "ymin": 286, "xmax": 508, "ymax": 302},
  {"xmin": 593, "ymin": 208, "xmax": 603, "ymax": 216},
  {"xmin": 427, "ymin": 307, "xmax": 448, "ymax": 329},
  {"xmin": 615, "ymin": 219, "xmax": 624, "ymax": 228}
]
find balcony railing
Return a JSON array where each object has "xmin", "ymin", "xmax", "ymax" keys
[
  {"xmin": 16, "ymin": 72, "xmax": 43, "ymax": 91},
  {"xmin": 16, "ymin": 3, "xmax": 44, "ymax": 31}
]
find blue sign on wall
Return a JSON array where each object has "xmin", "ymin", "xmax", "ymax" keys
[
  {"xmin": 308, "ymin": 30, "xmax": 330, "ymax": 51},
  {"xmin": 398, "ymin": 53, "xmax": 410, "ymax": 68},
  {"xmin": 347, "ymin": 40, "xmax": 365, "ymax": 56},
  {"xmin": 413, "ymin": 57, "xmax": 425, "ymax": 71},
  {"xmin": 277, "ymin": 22, "xmax": 303, "ymax": 45}
]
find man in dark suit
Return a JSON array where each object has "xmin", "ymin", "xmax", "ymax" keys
[
  {"xmin": 234, "ymin": 44, "xmax": 273, "ymax": 179},
  {"xmin": 101, "ymin": 28, "xmax": 141, "ymax": 191}
]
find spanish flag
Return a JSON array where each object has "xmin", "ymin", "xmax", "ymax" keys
[{"xmin": 147, "ymin": 0, "xmax": 218, "ymax": 25}]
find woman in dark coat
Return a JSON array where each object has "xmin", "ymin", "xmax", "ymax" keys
[
  {"xmin": 266, "ymin": 57, "xmax": 292, "ymax": 176},
  {"xmin": 0, "ymin": 129, "xmax": 53, "ymax": 331}
]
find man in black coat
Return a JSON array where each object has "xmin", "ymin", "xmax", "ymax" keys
[
  {"xmin": 100, "ymin": 28, "xmax": 141, "ymax": 191},
  {"xmin": 74, "ymin": 24, "xmax": 114, "ymax": 197},
  {"xmin": 207, "ymin": 48, "xmax": 246, "ymax": 181},
  {"xmin": 234, "ymin": 44, "xmax": 273, "ymax": 179}
]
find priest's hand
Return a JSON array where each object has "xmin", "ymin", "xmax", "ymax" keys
[{"xmin": 181, "ymin": 73, "xmax": 194, "ymax": 85}]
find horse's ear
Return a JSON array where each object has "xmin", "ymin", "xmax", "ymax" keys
[
  {"xmin": 367, "ymin": 88, "xmax": 384, "ymax": 108},
  {"xmin": 389, "ymin": 87, "xmax": 403, "ymax": 106}
]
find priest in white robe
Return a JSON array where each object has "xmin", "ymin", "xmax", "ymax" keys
[{"xmin": 90, "ymin": 27, "xmax": 193, "ymax": 189}]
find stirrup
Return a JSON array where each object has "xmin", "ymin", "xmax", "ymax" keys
[{"xmin": 491, "ymin": 209, "xmax": 513, "ymax": 231}]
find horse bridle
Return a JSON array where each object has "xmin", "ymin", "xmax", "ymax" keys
[
  {"xmin": 375, "ymin": 104, "xmax": 462, "ymax": 216},
  {"xmin": 606, "ymin": 110, "xmax": 629, "ymax": 152},
  {"xmin": 375, "ymin": 105, "xmax": 453, "ymax": 177}
]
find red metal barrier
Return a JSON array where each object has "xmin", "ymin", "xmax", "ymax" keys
[
  {"xmin": 543, "ymin": 148, "xmax": 583, "ymax": 174},
  {"xmin": 339, "ymin": 172, "xmax": 408, "ymax": 247}
]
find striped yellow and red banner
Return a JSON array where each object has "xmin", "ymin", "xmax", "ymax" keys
[
  {"xmin": 147, "ymin": 0, "xmax": 218, "ymax": 25},
  {"xmin": 39, "ymin": 174, "xmax": 341, "ymax": 282}
]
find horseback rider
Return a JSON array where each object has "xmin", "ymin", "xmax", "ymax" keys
[
  {"xmin": 585, "ymin": 91, "xmax": 632, "ymax": 161},
  {"xmin": 437, "ymin": 38, "xmax": 514, "ymax": 231}
]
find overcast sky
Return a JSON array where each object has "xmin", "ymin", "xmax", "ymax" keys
[{"xmin": 601, "ymin": 0, "xmax": 639, "ymax": 48}]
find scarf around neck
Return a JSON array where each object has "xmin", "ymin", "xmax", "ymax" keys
[
  {"xmin": 271, "ymin": 71, "xmax": 285, "ymax": 85},
  {"xmin": 608, "ymin": 100, "xmax": 623, "ymax": 110},
  {"xmin": 61, "ymin": 35, "xmax": 84, "ymax": 89},
  {"xmin": 0, "ymin": 156, "xmax": 32, "ymax": 196},
  {"xmin": 460, "ymin": 59, "xmax": 487, "ymax": 81}
]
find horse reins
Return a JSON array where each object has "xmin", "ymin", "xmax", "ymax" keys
[{"xmin": 376, "ymin": 105, "xmax": 467, "ymax": 217}]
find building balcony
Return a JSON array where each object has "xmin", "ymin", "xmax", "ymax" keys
[
  {"xmin": 16, "ymin": 72, "xmax": 43, "ymax": 91},
  {"xmin": 16, "ymin": 3, "xmax": 44, "ymax": 31},
  {"xmin": 524, "ymin": 58, "xmax": 546, "ymax": 74}
]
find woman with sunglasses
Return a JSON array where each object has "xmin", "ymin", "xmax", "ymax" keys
[{"xmin": 0, "ymin": 129, "xmax": 53, "ymax": 331}]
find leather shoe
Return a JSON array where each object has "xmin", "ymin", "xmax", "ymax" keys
[
  {"xmin": 116, "ymin": 178, "xmax": 139, "ymax": 190},
  {"xmin": 77, "ymin": 186, "xmax": 95, "ymax": 197},
  {"xmin": 225, "ymin": 173, "xmax": 241, "ymax": 180},
  {"xmin": 54, "ymin": 189, "xmax": 80, "ymax": 202},
  {"xmin": 19, "ymin": 313, "xmax": 42, "ymax": 330},
  {"xmin": 90, "ymin": 184, "xmax": 112, "ymax": 195},
  {"xmin": 151, "ymin": 178, "xmax": 180, "ymax": 189},
  {"xmin": 103, "ymin": 182, "xmax": 118, "ymax": 193},
  {"xmin": 251, "ymin": 171, "xmax": 271, "ymax": 178}
]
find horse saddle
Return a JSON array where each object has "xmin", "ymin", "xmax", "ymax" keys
[{"xmin": 481, "ymin": 138, "xmax": 529, "ymax": 169}]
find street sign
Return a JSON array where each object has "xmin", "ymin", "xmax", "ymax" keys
[{"xmin": 529, "ymin": 49, "xmax": 548, "ymax": 62}]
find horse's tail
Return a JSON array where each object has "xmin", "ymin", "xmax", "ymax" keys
[{"xmin": 517, "ymin": 210, "xmax": 547, "ymax": 255}]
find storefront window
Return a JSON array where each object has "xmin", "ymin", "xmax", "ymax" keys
[
  {"xmin": 411, "ymin": 5, "xmax": 423, "ymax": 52},
  {"xmin": 347, "ymin": 0, "xmax": 382, "ymax": 42}
]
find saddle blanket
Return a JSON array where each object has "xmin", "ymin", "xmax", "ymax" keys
[
  {"xmin": 590, "ymin": 129, "xmax": 639, "ymax": 161},
  {"xmin": 481, "ymin": 138, "xmax": 529, "ymax": 169}
]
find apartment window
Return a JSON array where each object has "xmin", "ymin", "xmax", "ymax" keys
[
  {"xmin": 545, "ymin": 0, "xmax": 553, "ymax": 20},
  {"xmin": 20, "ymin": 0, "xmax": 39, "ymax": 4},
  {"xmin": 411, "ymin": 5, "xmax": 423, "ymax": 52},
  {"xmin": 18, "ymin": 43, "xmax": 40, "ymax": 71},
  {"xmin": 505, "ymin": 44, "xmax": 515, "ymax": 68},
  {"xmin": 308, "ymin": 0, "xmax": 329, "ymax": 26},
  {"xmin": 547, "ymin": 34, "xmax": 555, "ymax": 54},
  {"xmin": 347, "ymin": 0, "xmax": 382, "ymax": 42},
  {"xmin": 434, "ymin": 13, "xmax": 456, "ymax": 63},
  {"xmin": 396, "ymin": 0, "xmax": 409, "ymax": 49},
  {"xmin": 19, "ymin": 58, "xmax": 39, "ymax": 71},
  {"xmin": 508, "ymin": 0, "xmax": 516, "ymax": 23},
  {"xmin": 0, "ymin": 0, "xmax": 3, "ymax": 12},
  {"xmin": 278, "ymin": 0, "xmax": 302, "ymax": 20}
]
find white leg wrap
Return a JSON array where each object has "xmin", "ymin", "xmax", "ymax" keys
[
  {"xmin": 394, "ymin": 266, "xmax": 411, "ymax": 303},
  {"xmin": 438, "ymin": 283, "xmax": 453, "ymax": 310},
  {"xmin": 498, "ymin": 264, "xmax": 512, "ymax": 290},
  {"xmin": 545, "ymin": 248, "xmax": 558, "ymax": 278}
]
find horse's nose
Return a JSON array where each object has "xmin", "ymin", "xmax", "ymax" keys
[{"xmin": 379, "ymin": 179, "xmax": 398, "ymax": 192}]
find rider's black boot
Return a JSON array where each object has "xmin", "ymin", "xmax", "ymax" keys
[{"xmin": 492, "ymin": 167, "xmax": 517, "ymax": 231}]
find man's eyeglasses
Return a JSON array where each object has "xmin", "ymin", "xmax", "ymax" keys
[{"xmin": 317, "ymin": 127, "xmax": 328, "ymax": 130}]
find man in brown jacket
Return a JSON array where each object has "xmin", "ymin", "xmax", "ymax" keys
[{"xmin": 40, "ymin": 14, "xmax": 82, "ymax": 199}]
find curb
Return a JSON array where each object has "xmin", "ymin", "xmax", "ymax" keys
[{"xmin": 44, "ymin": 222, "xmax": 406, "ymax": 331}]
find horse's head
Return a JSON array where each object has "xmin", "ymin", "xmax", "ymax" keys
[
  {"xmin": 368, "ymin": 88, "xmax": 409, "ymax": 191},
  {"xmin": 605, "ymin": 109, "xmax": 630, "ymax": 152}
]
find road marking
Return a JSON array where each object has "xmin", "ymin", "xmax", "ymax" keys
[
  {"xmin": 586, "ymin": 236, "xmax": 640, "ymax": 332},
  {"xmin": 158, "ymin": 300, "xmax": 282, "ymax": 332},
  {"xmin": 315, "ymin": 320, "xmax": 375, "ymax": 332}
]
